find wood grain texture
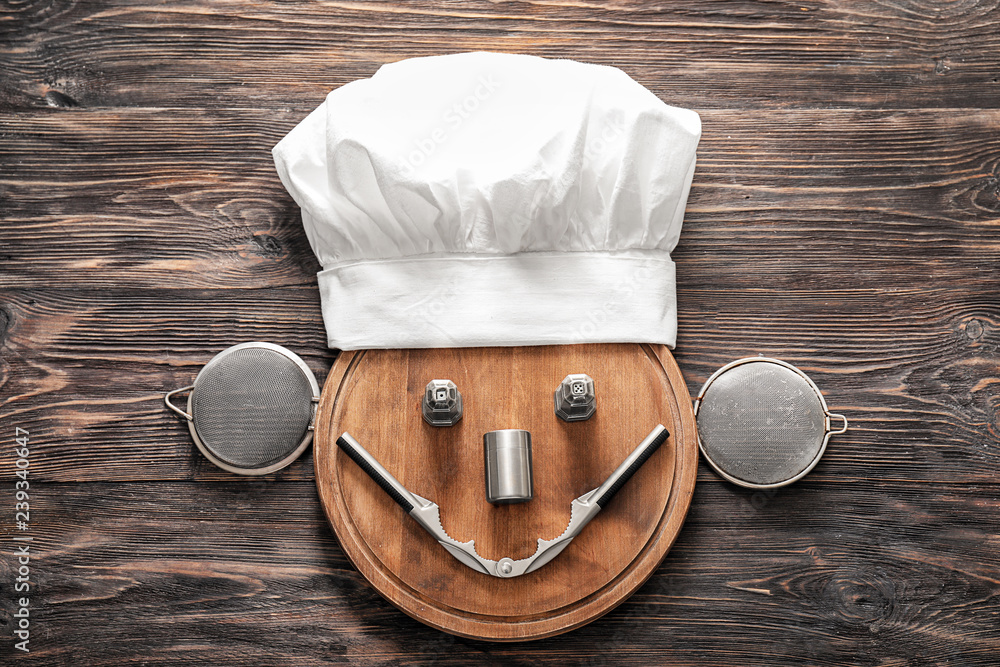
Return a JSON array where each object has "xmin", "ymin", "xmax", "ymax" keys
[
  {"xmin": 1, "ymin": 0, "xmax": 999, "ymax": 662},
  {"xmin": 1, "ymin": 108, "xmax": 998, "ymax": 289},
  {"xmin": 2, "ymin": 0, "xmax": 1000, "ymax": 111},
  {"xmin": 1, "ymin": 285, "xmax": 997, "ymax": 487},
  {"xmin": 0, "ymin": 479, "xmax": 997, "ymax": 664},
  {"xmin": 314, "ymin": 345, "xmax": 698, "ymax": 640},
  {"xmin": 0, "ymin": 288, "xmax": 332, "ymax": 482}
]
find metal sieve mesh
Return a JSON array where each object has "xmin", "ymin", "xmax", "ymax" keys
[
  {"xmin": 190, "ymin": 344, "xmax": 317, "ymax": 473},
  {"xmin": 695, "ymin": 359, "xmax": 829, "ymax": 487}
]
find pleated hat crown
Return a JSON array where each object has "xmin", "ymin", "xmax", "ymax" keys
[{"xmin": 273, "ymin": 52, "xmax": 701, "ymax": 351}]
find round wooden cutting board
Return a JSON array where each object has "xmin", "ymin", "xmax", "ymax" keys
[{"xmin": 314, "ymin": 343, "xmax": 698, "ymax": 641}]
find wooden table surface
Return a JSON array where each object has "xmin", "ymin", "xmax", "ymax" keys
[{"xmin": 2, "ymin": 1, "xmax": 999, "ymax": 665}]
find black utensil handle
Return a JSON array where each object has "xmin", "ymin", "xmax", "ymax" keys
[
  {"xmin": 596, "ymin": 426, "xmax": 670, "ymax": 509},
  {"xmin": 336, "ymin": 434, "xmax": 414, "ymax": 513}
]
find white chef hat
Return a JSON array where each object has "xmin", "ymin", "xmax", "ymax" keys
[{"xmin": 273, "ymin": 52, "xmax": 701, "ymax": 351}]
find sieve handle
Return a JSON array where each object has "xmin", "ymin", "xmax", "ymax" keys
[
  {"xmin": 595, "ymin": 425, "xmax": 670, "ymax": 509},
  {"xmin": 827, "ymin": 412, "xmax": 849, "ymax": 435},
  {"xmin": 164, "ymin": 386, "xmax": 194, "ymax": 421},
  {"xmin": 336, "ymin": 432, "xmax": 416, "ymax": 513}
]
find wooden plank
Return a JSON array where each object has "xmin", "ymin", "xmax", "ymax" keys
[
  {"xmin": 0, "ymin": 108, "xmax": 319, "ymax": 290},
  {"xmin": 0, "ymin": 288, "xmax": 332, "ymax": 483},
  {"xmin": 2, "ymin": 1, "xmax": 999, "ymax": 111},
  {"xmin": 0, "ymin": 285, "xmax": 997, "ymax": 484},
  {"xmin": 0, "ymin": 479, "xmax": 996, "ymax": 664},
  {"xmin": 1, "ymin": 0, "xmax": 996, "ymax": 662},
  {"xmin": 1, "ymin": 108, "xmax": 998, "ymax": 289}
]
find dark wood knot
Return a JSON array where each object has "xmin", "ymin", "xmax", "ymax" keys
[
  {"xmin": 250, "ymin": 234, "xmax": 283, "ymax": 258},
  {"xmin": 44, "ymin": 89, "xmax": 80, "ymax": 108},
  {"xmin": 972, "ymin": 175, "xmax": 1000, "ymax": 213},
  {"xmin": 0, "ymin": 308, "xmax": 10, "ymax": 346},
  {"xmin": 823, "ymin": 568, "xmax": 897, "ymax": 625},
  {"xmin": 965, "ymin": 318, "xmax": 984, "ymax": 340}
]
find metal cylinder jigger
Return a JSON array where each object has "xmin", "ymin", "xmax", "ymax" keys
[{"xmin": 483, "ymin": 429, "xmax": 534, "ymax": 504}]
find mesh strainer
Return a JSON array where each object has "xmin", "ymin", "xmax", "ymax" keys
[
  {"xmin": 693, "ymin": 357, "xmax": 847, "ymax": 489},
  {"xmin": 164, "ymin": 342, "xmax": 320, "ymax": 475}
]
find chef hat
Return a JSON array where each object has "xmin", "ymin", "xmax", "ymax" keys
[{"xmin": 273, "ymin": 52, "xmax": 701, "ymax": 351}]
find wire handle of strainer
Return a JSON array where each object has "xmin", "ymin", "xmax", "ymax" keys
[
  {"xmin": 827, "ymin": 412, "xmax": 849, "ymax": 436},
  {"xmin": 164, "ymin": 386, "xmax": 195, "ymax": 421}
]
